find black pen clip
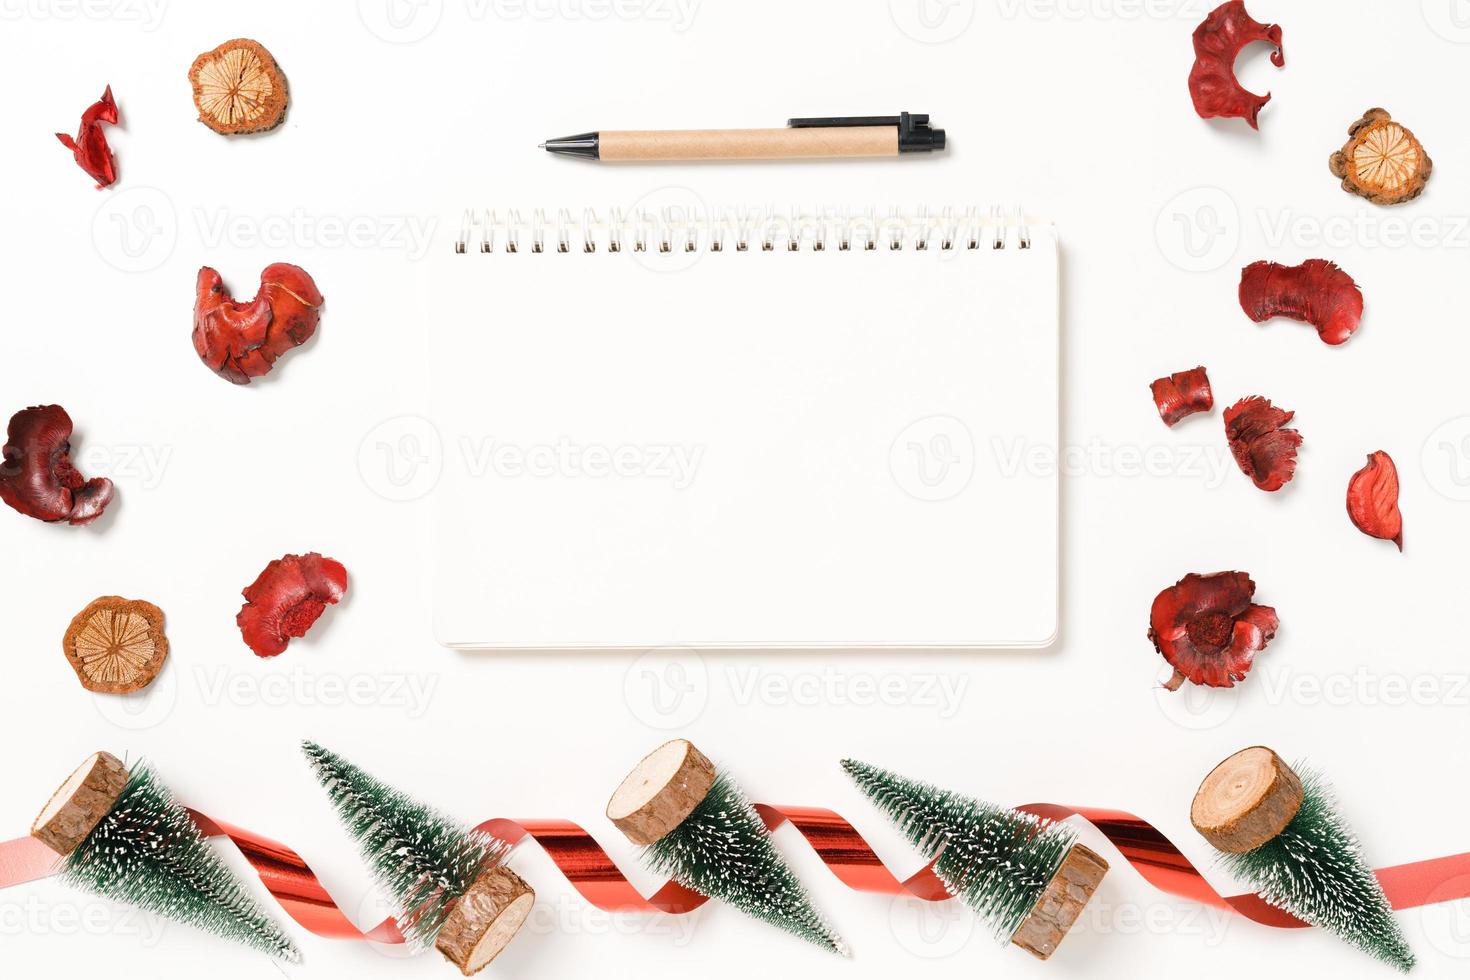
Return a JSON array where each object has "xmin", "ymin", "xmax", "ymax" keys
[{"xmin": 786, "ymin": 111, "xmax": 945, "ymax": 152}]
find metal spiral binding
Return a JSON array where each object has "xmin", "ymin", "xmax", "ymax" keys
[{"xmin": 455, "ymin": 207, "xmax": 1035, "ymax": 254}]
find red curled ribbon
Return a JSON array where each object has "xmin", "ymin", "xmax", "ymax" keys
[{"xmin": 2, "ymin": 803, "xmax": 1467, "ymax": 945}]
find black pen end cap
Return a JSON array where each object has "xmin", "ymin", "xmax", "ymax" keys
[{"xmin": 897, "ymin": 112, "xmax": 945, "ymax": 153}]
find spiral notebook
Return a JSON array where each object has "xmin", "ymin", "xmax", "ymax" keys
[{"xmin": 427, "ymin": 206, "xmax": 1059, "ymax": 650}]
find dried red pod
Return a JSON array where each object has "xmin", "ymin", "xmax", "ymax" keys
[
  {"xmin": 1346, "ymin": 451, "xmax": 1402, "ymax": 550},
  {"xmin": 1149, "ymin": 571, "xmax": 1278, "ymax": 690},
  {"xmin": 0, "ymin": 405, "xmax": 115, "ymax": 526},
  {"xmin": 1239, "ymin": 260, "xmax": 1363, "ymax": 346},
  {"xmin": 237, "ymin": 553, "xmax": 348, "ymax": 657},
  {"xmin": 1224, "ymin": 396, "xmax": 1300, "ymax": 492},
  {"xmin": 1188, "ymin": 2, "xmax": 1284, "ymax": 129},
  {"xmin": 192, "ymin": 264, "xmax": 324, "ymax": 385},
  {"xmin": 55, "ymin": 86, "xmax": 119, "ymax": 189},
  {"xmin": 1150, "ymin": 366, "xmax": 1214, "ymax": 427}
]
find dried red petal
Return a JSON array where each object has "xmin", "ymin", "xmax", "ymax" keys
[
  {"xmin": 1149, "ymin": 571, "xmax": 1278, "ymax": 689},
  {"xmin": 192, "ymin": 264, "xmax": 324, "ymax": 385},
  {"xmin": 55, "ymin": 86, "xmax": 119, "ymax": 189},
  {"xmin": 1188, "ymin": 2, "xmax": 1284, "ymax": 129},
  {"xmin": 1346, "ymin": 451, "xmax": 1402, "ymax": 550},
  {"xmin": 1150, "ymin": 366, "xmax": 1214, "ymax": 427},
  {"xmin": 237, "ymin": 553, "xmax": 348, "ymax": 658},
  {"xmin": 0, "ymin": 405, "xmax": 115, "ymax": 527},
  {"xmin": 1224, "ymin": 396, "xmax": 1300, "ymax": 491},
  {"xmin": 1239, "ymin": 260, "xmax": 1363, "ymax": 346}
]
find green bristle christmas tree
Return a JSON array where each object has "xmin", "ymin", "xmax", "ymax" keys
[
  {"xmin": 1193, "ymin": 747, "xmax": 1414, "ymax": 972},
  {"xmin": 31, "ymin": 751, "xmax": 299, "ymax": 961},
  {"xmin": 842, "ymin": 759, "xmax": 1107, "ymax": 959},
  {"xmin": 302, "ymin": 741, "xmax": 535, "ymax": 975},
  {"xmin": 607, "ymin": 739, "xmax": 846, "ymax": 954}
]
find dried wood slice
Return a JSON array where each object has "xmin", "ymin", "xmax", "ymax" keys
[
  {"xmin": 435, "ymin": 865, "xmax": 535, "ymax": 976},
  {"xmin": 31, "ymin": 751, "xmax": 128, "ymax": 856},
  {"xmin": 1191, "ymin": 745, "xmax": 1303, "ymax": 853},
  {"xmin": 62, "ymin": 596, "xmax": 169, "ymax": 694},
  {"xmin": 606, "ymin": 739, "xmax": 716, "ymax": 847},
  {"xmin": 1329, "ymin": 108, "xmax": 1432, "ymax": 206},
  {"xmin": 189, "ymin": 38, "xmax": 289, "ymax": 135},
  {"xmin": 1010, "ymin": 843, "xmax": 1109, "ymax": 960}
]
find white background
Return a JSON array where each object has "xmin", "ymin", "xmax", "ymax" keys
[{"xmin": 2, "ymin": 1, "xmax": 1469, "ymax": 978}]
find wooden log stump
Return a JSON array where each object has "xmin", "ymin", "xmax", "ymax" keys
[
  {"xmin": 435, "ymin": 865, "xmax": 535, "ymax": 976},
  {"xmin": 1010, "ymin": 843, "xmax": 1109, "ymax": 960},
  {"xmin": 31, "ymin": 751, "xmax": 128, "ymax": 856},
  {"xmin": 606, "ymin": 739, "xmax": 716, "ymax": 846},
  {"xmin": 1191, "ymin": 746, "xmax": 1303, "ymax": 854}
]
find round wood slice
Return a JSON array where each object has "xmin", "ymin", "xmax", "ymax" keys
[
  {"xmin": 606, "ymin": 739, "xmax": 716, "ymax": 847},
  {"xmin": 435, "ymin": 865, "xmax": 535, "ymax": 976},
  {"xmin": 62, "ymin": 596, "xmax": 169, "ymax": 695},
  {"xmin": 1010, "ymin": 843, "xmax": 1109, "ymax": 960},
  {"xmin": 31, "ymin": 751, "xmax": 128, "ymax": 856},
  {"xmin": 1191, "ymin": 746, "xmax": 1303, "ymax": 854}
]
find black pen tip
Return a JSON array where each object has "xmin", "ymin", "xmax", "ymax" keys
[{"xmin": 541, "ymin": 132, "xmax": 600, "ymax": 159}]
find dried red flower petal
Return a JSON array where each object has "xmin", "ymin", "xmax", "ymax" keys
[
  {"xmin": 192, "ymin": 264, "xmax": 324, "ymax": 385},
  {"xmin": 237, "ymin": 553, "xmax": 348, "ymax": 657},
  {"xmin": 1224, "ymin": 396, "xmax": 1300, "ymax": 491},
  {"xmin": 1149, "ymin": 571, "xmax": 1278, "ymax": 690},
  {"xmin": 1239, "ymin": 260, "xmax": 1363, "ymax": 346},
  {"xmin": 0, "ymin": 405, "xmax": 115, "ymax": 526},
  {"xmin": 55, "ymin": 86, "xmax": 119, "ymax": 189},
  {"xmin": 1188, "ymin": 2, "xmax": 1284, "ymax": 129},
  {"xmin": 1150, "ymin": 366, "xmax": 1214, "ymax": 427},
  {"xmin": 1346, "ymin": 451, "xmax": 1402, "ymax": 551}
]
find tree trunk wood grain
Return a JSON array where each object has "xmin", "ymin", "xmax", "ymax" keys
[
  {"xmin": 606, "ymin": 739, "xmax": 716, "ymax": 847},
  {"xmin": 1191, "ymin": 745, "xmax": 1303, "ymax": 854},
  {"xmin": 1010, "ymin": 843, "xmax": 1109, "ymax": 960},
  {"xmin": 31, "ymin": 751, "xmax": 128, "ymax": 856},
  {"xmin": 435, "ymin": 865, "xmax": 535, "ymax": 976}
]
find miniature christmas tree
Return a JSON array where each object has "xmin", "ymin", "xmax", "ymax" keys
[
  {"xmin": 1193, "ymin": 747, "xmax": 1414, "ymax": 972},
  {"xmin": 607, "ymin": 739, "xmax": 846, "ymax": 954},
  {"xmin": 302, "ymin": 741, "xmax": 534, "ymax": 975},
  {"xmin": 842, "ymin": 759, "xmax": 1107, "ymax": 959},
  {"xmin": 32, "ymin": 751, "xmax": 298, "ymax": 960}
]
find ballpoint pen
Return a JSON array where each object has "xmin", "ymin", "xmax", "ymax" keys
[{"xmin": 541, "ymin": 111, "xmax": 945, "ymax": 162}]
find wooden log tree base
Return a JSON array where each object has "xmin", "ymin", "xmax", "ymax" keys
[
  {"xmin": 189, "ymin": 38, "xmax": 289, "ymax": 135},
  {"xmin": 62, "ymin": 596, "xmax": 169, "ymax": 695},
  {"xmin": 1329, "ymin": 108, "xmax": 1432, "ymax": 206},
  {"xmin": 1191, "ymin": 746, "xmax": 1304, "ymax": 854},
  {"xmin": 31, "ymin": 751, "xmax": 128, "ymax": 856},
  {"xmin": 1010, "ymin": 843, "xmax": 1109, "ymax": 960},
  {"xmin": 606, "ymin": 739, "xmax": 717, "ymax": 847},
  {"xmin": 434, "ymin": 865, "xmax": 535, "ymax": 976}
]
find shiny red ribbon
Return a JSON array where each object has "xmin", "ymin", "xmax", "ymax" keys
[{"xmin": 3, "ymin": 803, "xmax": 1468, "ymax": 944}]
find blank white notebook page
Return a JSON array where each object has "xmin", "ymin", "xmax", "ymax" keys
[{"xmin": 427, "ymin": 211, "xmax": 1058, "ymax": 650}]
